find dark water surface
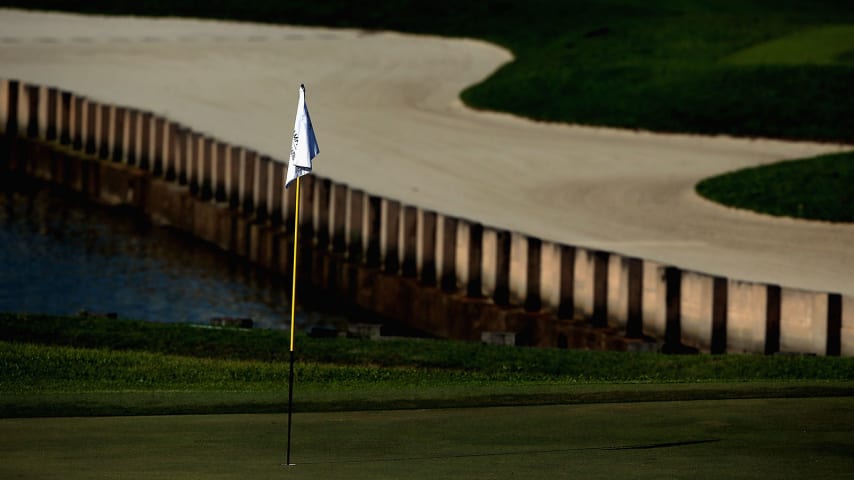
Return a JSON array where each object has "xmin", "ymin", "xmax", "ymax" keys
[{"xmin": 0, "ymin": 177, "xmax": 302, "ymax": 329}]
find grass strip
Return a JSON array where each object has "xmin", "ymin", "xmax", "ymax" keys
[
  {"xmin": 4, "ymin": 313, "xmax": 854, "ymax": 382},
  {"xmin": 6, "ymin": 382, "xmax": 854, "ymax": 418},
  {"xmin": 3, "ymin": 341, "xmax": 854, "ymax": 417},
  {"xmin": 3, "ymin": 313, "xmax": 854, "ymax": 417},
  {"xmin": 696, "ymin": 151, "xmax": 854, "ymax": 222}
]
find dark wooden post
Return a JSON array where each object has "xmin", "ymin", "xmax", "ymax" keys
[
  {"xmin": 827, "ymin": 293, "xmax": 842, "ymax": 356},
  {"xmin": 4, "ymin": 80, "xmax": 19, "ymax": 137},
  {"xmin": 592, "ymin": 251, "xmax": 609, "ymax": 328},
  {"xmin": 2, "ymin": 80, "xmax": 19, "ymax": 171},
  {"xmin": 46, "ymin": 87, "xmax": 58, "ymax": 141},
  {"xmin": 125, "ymin": 109, "xmax": 140, "ymax": 166},
  {"xmin": 664, "ymin": 266, "xmax": 682, "ymax": 353},
  {"xmin": 72, "ymin": 96, "xmax": 84, "ymax": 151},
  {"xmin": 213, "ymin": 142, "xmax": 227, "ymax": 202},
  {"xmin": 138, "ymin": 112, "xmax": 152, "ymax": 170},
  {"xmin": 187, "ymin": 132, "xmax": 199, "ymax": 194},
  {"xmin": 764, "ymin": 285, "xmax": 781, "ymax": 355},
  {"xmin": 163, "ymin": 121, "xmax": 179, "ymax": 182},
  {"xmin": 524, "ymin": 237, "xmax": 542, "ymax": 311},
  {"xmin": 441, "ymin": 216, "xmax": 458, "ymax": 293},
  {"xmin": 176, "ymin": 126, "xmax": 190, "ymax": 185},
  {"xmin": 711, "ymin": 276, "xmax": 728, "ymax": 354},
  {"xmin": 626, "ymin": 258, "xmax": 644, "ymax": 338},
  {"xmin": 98, "ymin": 105, "xmax": 111, "ymax": 159},
  {"xmin": 467, "ymin": 223, "xmax": 483, "ymax": 298},
  {"xmin": 59, "ymin": 90, "xmax": 71, "ymax": 145},
  {"xmin": 199, "ymin": 137, "xmax": 214, "ymax": 200},
  {"xmin": 493, "ymin": 230, "xmax": 511, "ymax": 306},
  {"xmin": 558, "ymin": 245, "xmax": 576, "ymax": 319},
  {"xmin": 126, "ymin": 109, "xmax": 138, "ymax": 165},
  {"xmin": 227, "ymin": 146, "xmax": 241, "ymax": 208},
  {"xmin": 112, "ymin": 107, "xmax": 125, "ymax": 163},
  {"xmin": 402, "ymin": 206, "xmax": 418, "ymax": 277},
  {"xmin": 83, "ymin": 100, "xmax": 96, "ymax": 154},
  {"xmin": 420, "ymin": 211, "xmax": 437, "ymax": 286},
  {"xmin": 26, "ymin": 85, "xmax": 39, "ymax": 138}
]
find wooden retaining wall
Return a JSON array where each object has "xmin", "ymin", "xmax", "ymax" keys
[{"xmin": 2, "ymin": 78, "xmax": 850, "ymax": 354}]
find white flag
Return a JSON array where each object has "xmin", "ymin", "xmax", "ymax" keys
[{"xmin": 285, "ymin": 84, "xmax": 320, "ymax": 189}]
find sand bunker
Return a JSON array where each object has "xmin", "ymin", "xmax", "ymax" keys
[{"xmin": 1, "ymin": 8, "xmax": 852, "ymax": 296}]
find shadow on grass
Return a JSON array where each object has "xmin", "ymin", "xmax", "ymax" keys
[{"xmin": 299, "ymin": 439, "xmax": 721, "ymax": 465}]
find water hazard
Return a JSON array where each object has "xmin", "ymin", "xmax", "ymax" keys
[{"xmin": 0, "ymin": 176, "xmax": 301, "ymax": 329}]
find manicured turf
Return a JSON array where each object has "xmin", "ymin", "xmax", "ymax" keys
[
  {"xmin": 696, "ymin": 151, "xmax": 854, "ymax": 222},
  {"xmin": 723, "ymin": 25, "xmax": 854, "ymax": 66},
  {"xmin": 4, "ymin": 0, "xmax": 854, "ymax": 143},
  {"xmin": 2, "ymin": 319, "xmax": 853, "ymax": 478},
  {"xmin": 3, "ymin": 314, "xmax": 854, "ymax": 417},
  {"xmin": 5, "ymin": 313, "xmax": 854, "ymax": 386},
  {"xmin": 2, "ymin": 397, "xmax": 853, "ymax": 479}
]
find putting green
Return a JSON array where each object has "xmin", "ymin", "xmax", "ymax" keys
[
  {"xmin": 723, "ymin": 25, "xmax": 854, "ymax": 65},
  {"xmin": 2, "ymin": 397, "xmax": 852, "ymax": 479}
]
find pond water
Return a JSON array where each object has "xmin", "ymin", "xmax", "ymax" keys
[{"xmin": 0, "ymin": 176, "xmax": 304, "ymax": 329}]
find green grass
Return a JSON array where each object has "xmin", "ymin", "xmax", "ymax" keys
[
  {"xmin": 3, "ymin": 0, "xmax": 854, "ymax": 143},
  {"xmin": 2, "ymin": 398, "xmax": 854, "ymax": 479},
  {"xmin": 2, "ymin": 314, "xmax": 854, "ymax": 417},
  {"xmin": 3, "ymin": 315, "xmax": 854, "ymax": 477},
  {"xmin": 696, "ymin": 151, "xmax": 854, "ymax": 222},
  {"xmin": 4, "ymin": 313, "xmax": 854, "ymax": 382},
  {"xmin": 723, "ymin": 25, "xmax": 854, "ymax": 65}
]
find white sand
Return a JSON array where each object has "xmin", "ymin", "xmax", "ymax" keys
[{"xmin": 2, "ymin": 9, "xmax": 852, "ymax": 296}]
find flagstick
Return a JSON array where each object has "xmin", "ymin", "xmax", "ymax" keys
[{"xmin": 286, "ymin": 176, "xmax": 301, "ymax": 467}]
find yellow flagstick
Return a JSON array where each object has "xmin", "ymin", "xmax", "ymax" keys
[
  {"xmin": 290, "ymin": 176, "xmax": 301, "ymax": 352},
  {"xmin": 286, "ymin": 176, "xmax": 300, "ymax": 466}
]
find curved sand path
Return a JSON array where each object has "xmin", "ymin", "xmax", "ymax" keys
[{"xmin": 1, "ymin": 9, "xmax": 852, "ymax": 296}]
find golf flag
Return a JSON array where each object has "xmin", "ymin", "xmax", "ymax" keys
[
  {"xmin": 285, "ymin": 84, "xmax": 319, "ymax": 189},
  {"xmin": 285, "ymin": 83, "xmax": 319, "ymax": 467}
]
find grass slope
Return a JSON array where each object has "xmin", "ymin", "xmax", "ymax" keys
[
  {"xmin": 696, "ymin": 151, "xmax": 854, "ymax": 222},
  {"xmin": 5, "ymin": 313, "xmax": 854, "ymax": 381},
  {"xmin": 2, "ymin": 314, "xmax": 853, "ymax": 417},
  {"xmin": 2, "ymin": 0, "xmax": 853, "ymax": 143}
]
